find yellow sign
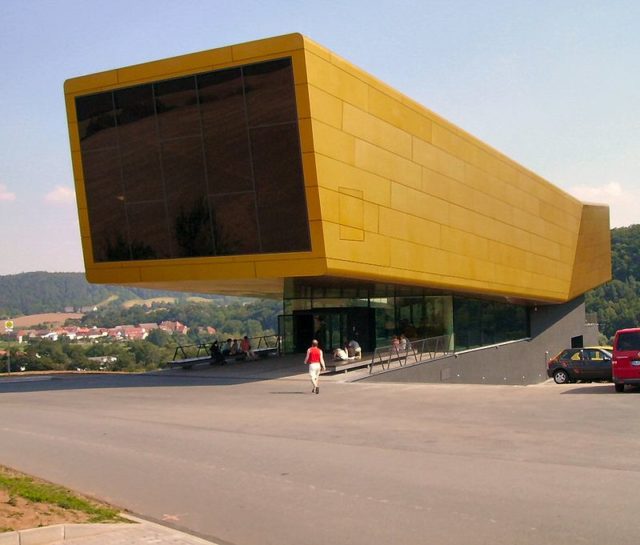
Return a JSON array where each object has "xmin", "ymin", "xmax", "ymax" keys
[{"xmin": 4, "ymin": 320, "xmax": 14, "ymax": 329}]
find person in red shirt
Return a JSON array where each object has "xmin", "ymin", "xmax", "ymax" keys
[
  {"xmin": 240, "ymin": 336, "xmax": 257, "ymax": 360},
  {"xmin": 304, "ymin": 339, "xmax": 326, "ymax": 394}
]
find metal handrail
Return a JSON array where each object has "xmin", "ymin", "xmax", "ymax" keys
[
  {"xmin": 171, "ymin": 342, "xmax": 212, "ymax": 361},
  {"xmin": 252, "ymin": 334, "xmax": 280, "ymax": 352},
  {"xmin": 369, "ymin": 334, "xmax": 453, "ymax": 374}
]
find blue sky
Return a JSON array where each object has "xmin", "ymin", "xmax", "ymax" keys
[{"xmin": 0, "ymin": 0, "xmax": 638, "ymax": 275}]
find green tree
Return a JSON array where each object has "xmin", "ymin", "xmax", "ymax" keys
[{"xmin": 147, "ymin": 328, "xmax": 171, "ymax": 347}]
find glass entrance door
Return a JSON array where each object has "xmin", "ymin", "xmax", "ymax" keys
[{"xmin": 292, "ymin": 307, "xmax": 374, "ymax": 353}]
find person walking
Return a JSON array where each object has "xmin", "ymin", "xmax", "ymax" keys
[{"xmin": 304, "ymin": 339, "xmax": 326, "ymax": 394}]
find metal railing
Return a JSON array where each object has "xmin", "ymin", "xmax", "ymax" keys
[
  {"xmin": 369, "ymin": 334, "xmax": 453, "ymax": 374},
  {"xmin": 251, "ymin": 334, "xmax": 280, "ymax": 352},
  {"xmin": 170, "ymin": 334, "xmax": 281, "ymax": 362},
  {"xmin": 170, "ymin": 342, "xmax": 214, "ymax": 362}
]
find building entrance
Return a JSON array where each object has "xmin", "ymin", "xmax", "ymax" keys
[{"xmin": 291, "ymin": 308, "xmax": 374, "ymax": 354}]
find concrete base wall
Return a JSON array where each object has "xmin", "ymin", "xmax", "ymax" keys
[{"xmin": 363, "ymin": 296, "xmax": 597, "ymax": 385}]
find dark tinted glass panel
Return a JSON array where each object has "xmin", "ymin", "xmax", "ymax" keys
[
  {"xmin": 162, "ymin": 137, "xmax": 211, "ymax": 258},
  {"xmin": 126, "ymin": 201, "xmax": 171, "ymax": 259},
  {"xmin": 162, "ymin": 137, "xmax": 207, "ymax": 205},
  {"xmin": 82, "ymin": 148, "xmax": 127, "ymax": 261},
  {"xmin": 76, "ymin": 57, "xmax": 310, "ymax": 263},
  {"xmin": 199, "ymin": 68, "xmax": 253, "ymax": 193},
  {"xmin": 155, "ymin": 76, "xmax": 200, "ymax": 139},
  {"xmin": 120, "ymin": 141, "xmax": 163, "ymax": 203},
  {"xmin": 210, "ymin": 193, "xmax": 260, "ymax": 255},
  {"xmin": 113, "ymin": 85, "xmax": 155, "ymax": 128},
  {"xmin": 171, "ymin": 196, "xmax": 214, "ymax": 258},
  {"xmin": 76, "ymin": 93, "xmax": 117, "ymax": 150},
  {"xmin": 244, "ymin": 58, "xmax": 297, "ymax": 126},
  {"xmin": 251, "ymin": 124, "xmax": 310, "ymax": 252}
]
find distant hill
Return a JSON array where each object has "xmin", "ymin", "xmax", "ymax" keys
[
  {"xmin": 0, "ymin": 272, "xmax": 234, "ymax": 317},
  {"xmin": 586, "ymin": 224, "xmax": 640, "ymax": 339}
]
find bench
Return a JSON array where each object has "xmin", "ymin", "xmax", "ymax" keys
[
  {"xmin": 166, "ymin": 343, "xmax": 225, "ymax": 369},
  {"xmin": 324, "ymin": 357, "xmax": 369, "ymax": 374},
  {"xmin": 167, "ymin": 355, "xmax": 215, "ymax": 370},
  {"xmin": 254, "ymin": 346, "xmax": 278, "ymax": 358}
]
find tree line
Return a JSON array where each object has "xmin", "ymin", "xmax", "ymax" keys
[
  {"xmin": 0, "ymin": 271, "xmax": 244, "ymax": 317},
  {"xmin": 586, "ymin": 224, "xmax": 640, "ymax": 339}
]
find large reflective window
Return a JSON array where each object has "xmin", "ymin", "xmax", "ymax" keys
[
  {"xmin": 453, "ymin": 297, "xmax": 529, "ymax": 350},
  {"xmin": 75, "ymin": 57, "xmax": 310, "ymax": 263}
]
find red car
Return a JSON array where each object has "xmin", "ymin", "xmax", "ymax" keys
[{"xmin": 612, "ymin": 327, "xmax": 640, "ymax": 392}]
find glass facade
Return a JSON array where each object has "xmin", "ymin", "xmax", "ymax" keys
[
  {"xmin": 453, "ymin": 297, "xmax": 529, "ymax": 350},
  {"xmin": 281, "ymin": 279, "xmax": 528, "ymax": 354},
  {"xmin": 75, "ymin": 57, "xmax": 310, "ymax": 262}
]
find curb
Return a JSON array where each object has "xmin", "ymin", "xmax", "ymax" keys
[
  {"xmin": 0, "ymin": 514, "xmax": 220, "ymax": 545},
  {"xmin": 0, "ymin": 521, "xmax": 133, "ymax": 545}
]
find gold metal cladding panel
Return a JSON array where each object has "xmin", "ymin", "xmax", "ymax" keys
[
  {"xmin": 301, "ymin": 34, "xmax": 610, "ymax": 302},
  {"xmin": 569, "ymin": 204, "xmax": 612, "ymax": 299}
]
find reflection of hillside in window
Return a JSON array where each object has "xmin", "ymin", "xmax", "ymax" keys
[
  {"xmin": 199, "ymin": 68, "xmax": 252, "ymax": 195},
  {"xmin": 155, "ymin": 76, "xmax": 200, "ymax": 139},
  {"xmin": 114, "ymin": 85, "xmax": 155, "ymax": 126},
  {"xmin": 76, "ymin": 93, "xmax": 116, "ymax": 149}
]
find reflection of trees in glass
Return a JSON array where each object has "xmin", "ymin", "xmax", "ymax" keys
[
  {"xmin": 210, "ymin": 204, "xmax": 244, "ymax": 256},
  {"xmin": 175, "ymin": 198, "xmax": 213, "ymax": 257},
  {"xmin": 104, "ymin": 233, "xmax": 156, "ymax": 261}
]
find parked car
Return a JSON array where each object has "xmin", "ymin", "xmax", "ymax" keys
[
  {"xmin": 612, "ymin": 327, "xmax": 640, "ymax": 392},
  {"xmin": 547, "ymin": 347, "xmax": 613, "ymax": 384}
]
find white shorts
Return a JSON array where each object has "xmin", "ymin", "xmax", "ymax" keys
[{"xmin": 308, "ymin": 363, "xmax": 321, "ymax": 381}]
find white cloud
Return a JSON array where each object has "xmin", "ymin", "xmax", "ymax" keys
[
  {"xmin": 44, "ymin": 185, "xmax": 75, "ymax": 205},
  {"xmin": 0, "ymin": 183, "xmax": 16, "ymax": 202},
  {"xmin": 568, "ymin": 181, "xmax": 639, "ymax": 228}
]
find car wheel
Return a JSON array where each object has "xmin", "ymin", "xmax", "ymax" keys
[
  {"xmin": 553, "ymin": 369, "xmax": 570, "ymax": 384},
  {"xmin": 614, "ymin": 383, "xmax": 624, "ymax": 393}
]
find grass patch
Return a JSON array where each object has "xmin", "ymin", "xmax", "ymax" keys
[{"xmin": 0, "ymin": 466, "xmax": 125, "ymax": 524}]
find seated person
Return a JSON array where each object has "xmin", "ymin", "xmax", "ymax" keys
[
  {"xmin": 230, "ymin": 339, "xmax": 239, "ymax": 355},
  {"xmin": 209, "ymin": 341, "xmax": 226, "ymax": 365},
  {"xmin": 222, "ymin": 338, "xmax": 233, "ymax": 356},
  {"xmin": 347, "ymin": 339, "xmax": 362, "ymax": 359},
  {"xmin": 333, "ymin": 347, "xmax": 349, "ymax": 361},
  {"xmin": 240, "ymin": 336, "xmax": 257, "ymax": 360}
]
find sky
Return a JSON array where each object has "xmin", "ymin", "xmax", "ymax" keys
[{"xmin": 0, "ymin": 0, "xmax": 638, "ymax": 275}]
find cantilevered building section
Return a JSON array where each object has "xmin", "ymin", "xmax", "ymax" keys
[{"xmin": 64, "ymin": 33, "xmax": 611, "ymax": 382}]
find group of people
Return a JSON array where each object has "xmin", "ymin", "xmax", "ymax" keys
[
  {"xmin": 210, "ymin": 336, "xmax": 258, "ymax": 362},
  {"xmin": 391, "ymin": 334, "xmax": 410, "ymax": 353},
  {"xmin": 331, "ymin": 339, "xmax": 362, "ymax": 362}
]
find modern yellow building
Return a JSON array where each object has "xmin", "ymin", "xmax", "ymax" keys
[{"xmin": 64, "ymin": 33, "xmax": 611, "ymax": 380}]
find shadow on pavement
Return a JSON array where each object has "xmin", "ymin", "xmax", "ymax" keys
[
  {"xmin": 0, "ymin": 354, "xmax": 309, "ymax": 394},
  {"xmin": 560, "ymin": 383, "xmax": 640, "ymax": 394}
]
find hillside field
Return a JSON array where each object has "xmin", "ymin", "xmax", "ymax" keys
[{"xmin": 1, "ymin": 313, "xmax": 84, "ymax": 332}]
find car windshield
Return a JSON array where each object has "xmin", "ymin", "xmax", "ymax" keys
[{"xmin": 617, "ymin": 332, "xmax": 640, "ymax": 351}]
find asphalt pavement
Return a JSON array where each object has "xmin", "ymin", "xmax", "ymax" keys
[{"xmin": 1, "ymin": 355, "xmax": 639, "ymax": 545}]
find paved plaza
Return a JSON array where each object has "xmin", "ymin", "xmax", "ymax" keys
[{"xmin": 0, "ymin": 357, "xmax": 639, "ymax": 545}]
